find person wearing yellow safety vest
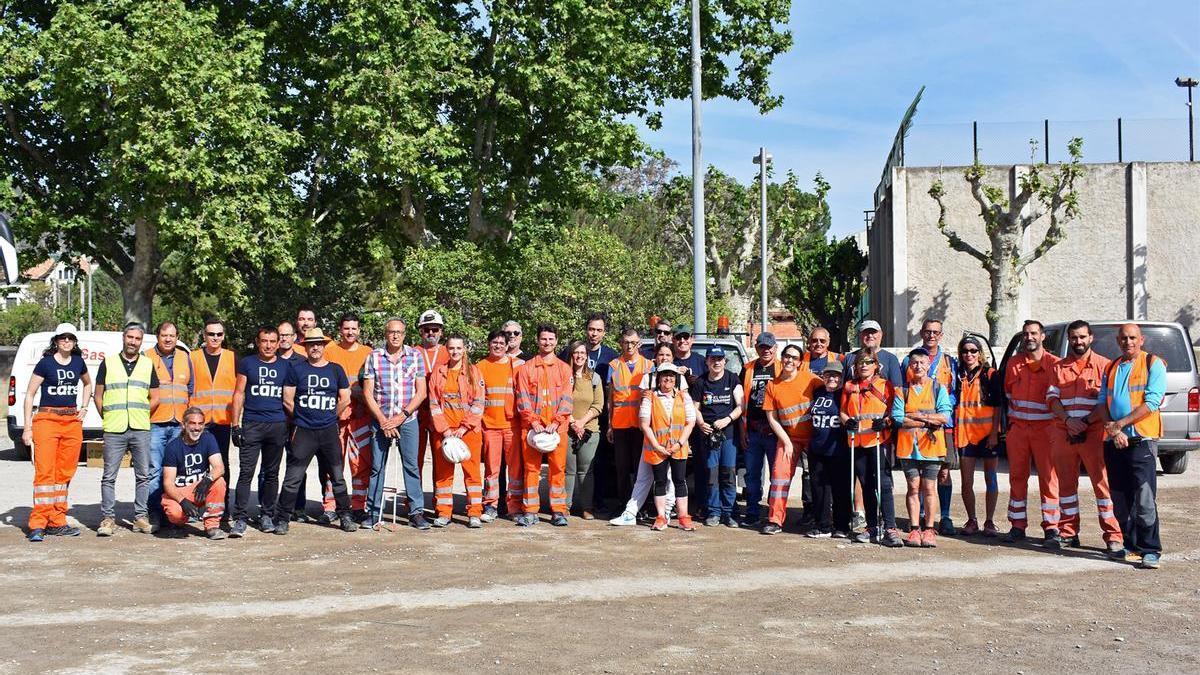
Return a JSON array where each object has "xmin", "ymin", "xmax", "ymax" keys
[
  {"xmin": 1097, "ymin": 323, "xmax": 1167, "ymax": 569},
  {"xmin": 189, "ymin": 317, "xmax": 237, "ymax": 524},
  {"xmin": 144, "ymin": 321, "xmax": 193, "ymax": 530},
  {"xmin": 94, "ymin": 323, "xmax": 160, "ymax": 537}
]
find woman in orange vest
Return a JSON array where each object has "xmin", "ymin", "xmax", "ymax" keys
[
  {"xmin": 954, "ymin": 336, "xmax": 1001, "ymax": 537},
  {"xmin": 892, "ymin": 348, "xmax": 953, "ymax": 548},
  {"xmin": 762, "ymin": 344, "xmax": 822, "ymax": 535},
  {"xmin": 639, "ymin": 362, "xmax": 696, "ymax": 531},
  {"xmin": 840, "ymin": 352, "xmax": 903, "ymax": 547},
  {"xmin": 428, "ymin": 336, "xmax": 487, "ymax": 528}
]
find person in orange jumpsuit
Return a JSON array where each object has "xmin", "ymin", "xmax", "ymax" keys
[
  {"xmin": 476, "ymin": 330, "xmax": 519, "ymax": 521},
  {"xmin": 323, "ymin": 312, "xmax": 374, "ymax": 523},
  {"xmin": 1004, "ymin": 319, "xmax": 1062, "ymax": 547},
  {"xmin": 762, "ymin": 344, "xmax": 823, "ymax": 535},
  {"xmin": 1046, "ymin": 320, "xmax": 1122, "ymax": 554},
  {"xmin": 24, "ymin": 324, "xmax": 92, "ymax": 541},
  {"xmin": 428, "ymin": 336, "xmax": 487, "ymax": 528},
  {"xmin": 513, "ymin": 324, "xmax": 574, "ymax": 527}
]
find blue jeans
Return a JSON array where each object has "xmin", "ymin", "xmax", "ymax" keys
[
  {"xmin": 743, "ymin": 428, "xmax": 777, "ymax": 522},
  {"xmin": 366, "ymin": 417, "xmax": 422, "ymax": 522},
  {"xmin": 148, "ymin": 423, "xmax": 182, "ymax": 519},
  {"xmin": 705, "ymin": 435, "xmax": 738, "ymax": 518}
]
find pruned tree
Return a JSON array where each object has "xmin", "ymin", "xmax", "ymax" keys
[
  {"xmin": 927, "ymin": 138, "xmax": 1084, "ymax": 343},
  {"xmin": 779, "ymin": 236, "xmax": 867, "ymax": 351}
]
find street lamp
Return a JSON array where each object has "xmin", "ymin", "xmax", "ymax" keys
[
  {"xmin": 752, "ymin": 148, "xmax": 772, "ymax": 335},
  {"xmin": 690, "ymin": 0, "xmax": 707, "ymax": 334},
  {"xmin": 1176, "ymin": 76, "xmax": 1197, "ymax": 161}
]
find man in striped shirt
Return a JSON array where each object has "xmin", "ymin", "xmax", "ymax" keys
[{"xmin": 362, "ymin": 318, "xmax": 429, "ymax": 530}]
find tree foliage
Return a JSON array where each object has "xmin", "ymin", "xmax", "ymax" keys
[{"xmin": 779, "ymin": 236, "xmax": 867, "ymax": 351}]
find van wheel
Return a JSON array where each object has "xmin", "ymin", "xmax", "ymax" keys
[
  {"xmin": 14, "ymin": 437, "xmax": 31, "ymax": 461},
  {"xmin": 1160, "ymin": 452, "xmax": 1189, "ymax": 475}
]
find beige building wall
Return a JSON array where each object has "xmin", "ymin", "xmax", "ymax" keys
[{"xmin": 869, "ymin": 162, "xmax": 1200, "ymax": 347}]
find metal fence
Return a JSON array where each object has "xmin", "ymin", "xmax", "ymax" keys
[{"xmin": 901, "ymin": 118, "xmax": 1192, "ymax": 167}]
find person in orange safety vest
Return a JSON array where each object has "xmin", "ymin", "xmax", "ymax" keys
[{"xmin": 322, "ymin": 312, "xmax": 375, "ymax": 524}]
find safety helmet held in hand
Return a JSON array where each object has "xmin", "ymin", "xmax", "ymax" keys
[
  {"xmin": 441, "ymin": 436, "xmax": 471, "ymax": 463},
  {"xmin": 526, "ymin": 430, "xmax": 561, "ymax": 454}
]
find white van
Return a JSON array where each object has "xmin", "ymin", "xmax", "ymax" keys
[{"xmin": 7, "ymin": 330, "xmax": 164, "ymax": 460}]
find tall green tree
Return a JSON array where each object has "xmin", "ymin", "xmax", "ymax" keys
[{"xmin": 779, "ymin": 236, "xmax": 867, "ymax": 351}]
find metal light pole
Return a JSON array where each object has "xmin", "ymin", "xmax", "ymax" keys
[
  {"xmin": 690, "ymin": 0, "xmax": 707, "ymax": 334},
  {"xmin": 85, "ymin": 259, "xmax": 93, "ymax": 330},
  {"xmin": 752, "ymin": 148, "xmax": 772, "ymax": 335},
  {"xmin": 1176, "ymin": 77, "xmax": 1197, "ymax": 161}
]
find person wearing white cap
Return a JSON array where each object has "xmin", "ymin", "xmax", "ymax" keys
[
  {"xmin": 416, "ymin": 309, "xmax": 449, "ymax": 491},
  {"xmin": 638, "ymin": 362, "xmax": 697, "ymax": 530},
  {"xmin": 23, "ymin": 323, "xmax": 92, "ymax": 541},
  {"xmin": 844, "ymin": 320, "xmax": 904, "ymax": 387}
]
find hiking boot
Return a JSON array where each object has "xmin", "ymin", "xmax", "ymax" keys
[
  {"xmin": 1043, "ymin": 529, "xmax": 1062, "ymax": 550},
  {"xmin": 351, "ymin": 509, "xmax": 368, "ymax": 524},
  {"xmin": 608, "ymin": 511, "xmax": 637, "ymax": 526},
  {"xmin": 705, "ymin": 515, "xmax": 721, "ymax": 527},
  {"xmin": 581, "ymin": 510, "xmax": 595, "ymax": 521},
  {"xmin": 291, "ymin": 509, "xmax": 310, "ymax": 523},
  {"xmin": 722, "ymin": 516, "xmax": 741, "ymax": 529},
  {"xmin": 481, "ymin": 506, "xmax": 498, "ymax": 523},
  {"xmin": 677, "ymin": 515, "xmax": 696, "ymax": 531},
  {"xmin": 27, "ymin": 528, "xmax": 45, "ymax": 542},
  {"xmin": 318, "ymin": 510, "xmax": 338, "ymax": 525},
  {"xmin": 229, "ymin": 520, "xmax": 248, "ymax": 538},
  {"xmin": 409, "ymin": 513, "xmax": 431, "ymax": 530},
  {"xmin": 1062, "ymin": 534, "xmax": 1081, "ymax": 548},
  {"xmin": 761, "ymin": 523, "xmax": 782, "ymax": 536},
  {"xmin": 651, "ymin": 516, "xmax": 668, "ymax": 531},
  {"xmin": 259, "ymin": 515, "xmax": 275, "ymax": 532},
  {"xmin": 921, "ymin": 528, "xmax": 938, "ymax": 548},
  {"xmin": 853, "ymin": 528, "xmax": 876, "ymax": 544},
  {"xmin": 982, "ymin": 521, "xmax": 1000, "ymax": 537},
  {"xmin": 1003, "ymin": 527, "xmax": 1026, "ymax": 543},
  {"xmin": 850, "ymin": 511, "xmax": 867, "ymax": 531},
  {"xmin": 149, "ymin": 518, "xmax": 162, "ymax": 534},
  {"xmin": 805, "ymin": 530, "xmax": 832, "ymax": 539},
  {"xmin": 937, "ymin": 518, "xmax": 955, "ymax": 536},
  {"xmin": 960, "ymin": 519, "xmax": 980, "ymax": 536},
  {"xmin": 206, "ymin": 527, "xmax": 228, "ymax": 540},
  {"xmin": 431, "ymin": 516, "xmax": 451, "ymax": 528},
  {"xmin": 551, "ymin": 513, "xmax": 569, "ymax": 527},
  {"xmin": 46, "ymin": 524, "xmax": 81, "ymax": 537},
  {"xmin": 882, "ymin": 529, "xmax": 905, "ymax": 547},
  {"xmin": 132, "ymin": 517, "xmax": 153, "ymax": 534},
  {"xmin": 905, "ymin": 529, "xmax": 922, "ymax": 547},
  {"xmin": 1139, "ymin": 552, "xmax": 1161, "ymax": 569},
  {"xmin": 1123, "ymin": 549, "xmax": 1143, "ymax": 564},
  {"xmin": 273, "ymin": 520, "xmax": 289, "ymax": 535},
  {"xmin": 340, "ymin": 514, "xmax": 360, "ymax": 532},
  {"xmin": 1106, "ymin": 541, "xmax": 1126, "ymax": 559},
  {"xmin": 516, "ymin": 513, "xmax": 537, "ymax": 527},
  {"xmin": 467, "ymin": 516, "xmax": 483, "ymax": 529},
  {"xmin": 831, "ymin": 530, "xmax": 850, "ymax": 539},
  {"xmin": 97, "ymin": 517, "xmax": 116, "ymax": 537}
]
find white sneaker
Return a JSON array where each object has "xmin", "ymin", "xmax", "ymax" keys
[{"xmin": 608, "ymin": 511, "xmax": 637, "ymax": 526}]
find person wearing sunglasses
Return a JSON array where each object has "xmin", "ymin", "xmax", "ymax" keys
[
  {"xmin": 953, "ymin": 335, "xmax": 1001, "ymax": 537},
  {"xmin": 501, "ymin": 320, "xmax": 532, "ymax": 363},
  {"xmin": 641, "ymin": 319, "xmax": 674, "ymax": 359},
  {"xmin": 188, "ymin": 317, "xmax": 237, "ymax": 525}
]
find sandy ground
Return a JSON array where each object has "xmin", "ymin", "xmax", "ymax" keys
[{"xmin": 0, "ymin": 441, "xmax": 1197, "ymax": 674}]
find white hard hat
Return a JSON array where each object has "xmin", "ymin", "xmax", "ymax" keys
[
  {"xmin": 52, "ymin": 323, "xmax": 79, "ymax": 339},
  {"xmin": 527, "ymin": 430, "xmax": 561, "ymax": 454},
  {"xmin": 441, "ymin": 436, "xmax": 471, "ymax": 464},
  {"xmin": 418, "ymin": 310, "xmax": 445, "ymax": 327}
]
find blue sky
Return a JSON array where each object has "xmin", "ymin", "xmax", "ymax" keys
[{"xmin": 642, "ymin": 1, "xmax": 1200, "ymax": 236}]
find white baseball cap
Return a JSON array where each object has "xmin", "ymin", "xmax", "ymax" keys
[
  {"xmin": 52, "ymin": 323, "xmax": 79, "ymax": 339},
  {"xmin": 418, "ymin": 310, "xmax": 445, "ymax": 327},
  {"xmin": 858, "ymin": 319, "xmax": 883, "ymax": 333}
]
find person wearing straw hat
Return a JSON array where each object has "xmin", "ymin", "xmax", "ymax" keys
[
  {"xmin": 23, "ymin": 323, "xmax": 91, "ymax": 541},
  {"xmin": 273, "ymin": 328, "xmax": 357, "ymax": 534}
]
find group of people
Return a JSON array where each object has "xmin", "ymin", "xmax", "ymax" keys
[{"xmin": 21, "ymin": 309, "xmax": 1166, "ymax": 568}]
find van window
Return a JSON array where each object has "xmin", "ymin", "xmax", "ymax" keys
[
  {"xmin": 1090, "ymin": 325, "xmax": 1194, "ymax": 373},
  {"xmin": 1043, "ymin": 326, "xmax": 1064, "ymax": 356}
]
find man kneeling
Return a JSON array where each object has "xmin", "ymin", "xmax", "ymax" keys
[{"xmin": 162, "ymin": 407, "xmax": 228, "ymax": 540}]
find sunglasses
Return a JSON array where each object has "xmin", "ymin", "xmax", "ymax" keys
[
  {"xmin": 502, "ymin": 330, "xmax": 521, "ymax": 337},
  {"xmin": 205, "ymin": 331, "xmax": 224, "ymax": 337},
  {"xmin": 655, "ymin": 329, "xmax": 672, "ymax": 335},
  {"xmin": 962, "ymin": 348, "xmax": 980, "ymax": 354},
  {"xmin": 858, "ymin": 359, "xmax": 878, "ymax": 366},
  {"xmin": 278, "ymin": 333, "xmax": 295, "ymax": 338},
  {"xmin": 386, "ymin": 330, "xmax": 405, "ymax": 336}
]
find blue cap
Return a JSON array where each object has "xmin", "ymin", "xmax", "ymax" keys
[
  {"xmin": 908, "ymin": 347, "xmax": 931, "ymax": 360},
  {"xmin": 756, "ymin": 331, "xmax": 777, "ymax": 347},
  {"xmin": 706, "ymin": 345, "xmax": 726, "ymax": 359}
]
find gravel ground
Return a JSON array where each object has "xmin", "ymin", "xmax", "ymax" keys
[{"xmin": 0, "ymin": 441, "xmax": 1197, "ymax": 674}]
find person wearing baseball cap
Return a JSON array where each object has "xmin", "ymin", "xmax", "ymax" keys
[
  {"xmin": 804, "ymin": 359, "xmax": 851, "ymax": 537},
  {"xmin": 693, "ymin": 344, "xmax": 743, "ymax": 527},
  {"xmin": 670, "ymin": 324, "xmax": 706, "ymax": 383},
  {"xmin": 639, "ymin": 362, "xmax": 698, "ymax": 531},
  {"xmin": 844, "ymin": 319, "xmax": 904, "ymax": 387},
  {"xmin": 415, "ymin": 310, "xmax": 449, "ymax": 493},
  {"xmin": 740, "ymin": 330, "xmax": 782, "ymax": 527}
]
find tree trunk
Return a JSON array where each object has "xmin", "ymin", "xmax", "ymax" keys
[
  {"xmin": 988, "ymin": 242, "xmax": 1023, "ymax": 345},
  {"xmin": 118, "ymin": 216, "xmax": 159, "ymax": 328}
]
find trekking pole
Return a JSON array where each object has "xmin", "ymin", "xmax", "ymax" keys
[
  {"xmin": 874, "ymin": 437, "xmax": 884, "ymax": 545},
  {"xmin": 847, "ymin": 419, "xmax": 857, "ymax": 533}
]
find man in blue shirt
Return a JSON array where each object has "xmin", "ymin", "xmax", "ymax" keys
[
  {"xmin": 844, "ymin": 320, "xmax": 904, "ymax": 387},
  {"xmin": 671, "ymin": 324, "xmax": 707, "ymax": 382},
  {"xmin": 1096, "ymin": 323, "xmax": 1167, "ymax": 568},
  {"xmin": 161, "ymin": 407, "xmax": 226, "ymax": 540},
  {"xmin": 230, "ymin": 326, "xmax": 292, "ymax": 536}
]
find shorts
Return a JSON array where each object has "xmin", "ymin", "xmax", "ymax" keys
[
  {"xmin": 960, "ymin": 441, "xmax": 1000, "ymax": 459},
  {"xmin": 900, "ymin": 458, "xmax": 941, "ymax": 481}
]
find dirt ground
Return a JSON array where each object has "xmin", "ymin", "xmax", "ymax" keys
[{"xmin": 0, "ymin": 441, "xmax": 1197, "ymax": 674}]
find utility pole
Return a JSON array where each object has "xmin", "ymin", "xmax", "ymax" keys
[
  {"xmin": 690, "ymin": 0, "xmax": 707, "ymax": 334},
  {"xmin": 752, "ymin": 148, "xmax": 772, "ymax": 335},
  {"xmin": 1177, "ymin": 77, "xmax": 1197, "ymax": 161}
]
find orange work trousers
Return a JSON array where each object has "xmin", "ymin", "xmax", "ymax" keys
[
  {"xmin": 431, "ymin": 430, "xmax": 484, "ymax": 518},
  {"xmin": 767, "ymin": 439, "xmax": 807, "ymax": 526},
  {"xmin": 163, "ymin": 477, "xmax": 228, "ymax": 530},
  {"xmin": 325, "ymin": 416, "xmax": 372, "ymax": 512},
  {"xmin": 1006, "ymin": 422, "xmax": 1060, "ymax": 531},
  {"xmin": 29, "ymin": 412, "xmax": 83, "ymax": 530},
  {"xmin": 482, "ymin": 427, "xmax": 513, "ymax": 509},
  {"xmin": 1052, "ymin": 424, "xmax": 1123, "ymax": 544},
  {"xmin": 522, "ymin": 431, "xmax": 569, "ymax": 515},
  {"xmin": 417, "ymin": 410, "xmax": 434, "ymax": 475},
  {"xmin": 504, "ymin": 425, "xmax": 526, "ymax": 514}
]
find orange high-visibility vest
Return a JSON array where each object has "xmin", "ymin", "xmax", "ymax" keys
[
  {"xmin": 1005, "ymin": 352, "xmax": 1060, "ymax": 424},
  {"xmin": 145, "ymin": 346, "xmax": 191, "ymax": 424},
  {"xmin": 763, "ymin": 371, "xmax": 822, "ymax": 442},
  {"xmin": 609, "ymin": 355, "xmax": 652, "ymax": 429},
  {"xmin": 928, "ymin": 347, "xmax": 955, "ymax": 389},
  {"xmin": 642, "ymin": 390, "xmax": 689, "ymax": 464},
  {"xmin": 896, "ymin": 379, "xmax": 947, "ymax": 460},
  {"xmin": 799, "ymin": 351, "xmax": 843, "ymax": 373},
  {"xmin": 1103, "ymin": 351, "xmax": 1164, "ymax": 439},
  {"xmin": 1048, "ymin": 351, "xmax": 1109, "ymax": 420},
  {"xmin": 955, "ymin": 367, "xmax": 996, "ymax": 447},
  {"xmin": 429, "ymin": 363, "xmax": 486, "ymax": 433},
  {"xmin": 476, "ymin": 356, "xmax": 516, "ymax": 430},
  {"xmin": 190, "ymin": 349, "xmax": 236, "ymax": 425},
  {"xmin": 325, "ymin": 342, "xmax": 372, "ymax": 419},
  {"xmin": 841, "ymin": 376, "xmax": 894, "ymax": 447}
]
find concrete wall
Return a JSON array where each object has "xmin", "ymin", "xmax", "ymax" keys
[{"xmin": 869, "ymin": 162, "xmax": 1200, "ymax": 346}]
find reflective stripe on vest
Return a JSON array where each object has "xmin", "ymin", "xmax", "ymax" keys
[
  {"xmin": 955, "ymin": 369, "xmax": 995, "ymax": 446},
  {"xmin": 642, "ymin": 391, "xmax": 688, "ymax": 464},
  {"xmin": 190, "ymin": 349, "xmax": 236, "ymax": 425},
  {"xmin": 843, "ymin": 377, "xmax": 891, "ymax": 446},
  {"xmin": 610, "ymin": 356, "xmax": 651, "ymax": 429},
  {"xmin": 896, "ymin": 382, "xmax": 946, "ymax": 459},
  {"xmin": 102, "ymin": 355, "xmax": 153, "ymax": 433},
  {"xmin": 1104, "ymin": 352, "xmax": 1163, "ymax": 439},
  {"xmin": 145, "ymin": 347, "xmax": 191, "ymax": 424}
]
